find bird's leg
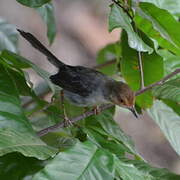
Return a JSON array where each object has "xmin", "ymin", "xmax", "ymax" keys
[
  {"xmin": 60, "ymin": 90, "xmax": 73, "ymax": 127},
  {"xmin": 93, "ymin": 106, "xmax": 101, "ymax": 115}
]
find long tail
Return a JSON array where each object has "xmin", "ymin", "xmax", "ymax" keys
[{"xmin": 17, "ymin": 29, "xmax": 65, "ymax": 68}]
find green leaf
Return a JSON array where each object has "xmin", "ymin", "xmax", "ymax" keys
[
  {"xmin": 96, "ymin": 42, "xmax": 120, "ymax": 75},
  {"xmin": 85, "ymin": 107, "xmax": 136, "ymax": 155},
  {"xmin": 157, "ymin": 50, "xmax": 180, "ymax": 77},
  {"xmin": 0, "ymin": 152, "xmax": 44, "ymax": 180},
  {"xmin": 121, "ymin": 31, "xmax": 163, "ymax": 108},
  {"xmin": 137, "ymin": 3, "xmax": 180, "ymax": 49},
  {"xmin": 120, "ymin": 158, "xmax": 180, "ymax": 180},
  {"xmin": 109, "ymin": 4, "xmax": 153, "ymax": 53},
  {"xmin": 138, "ymin": 0, "xmax": 180, "ymax": 15},
  {"xmin": 152, "ymin": 78, "xmax": 180, "ymax": 102},
  {"xmin": 147, "ymin": 100, "xmax": 180, "ymax": 155},
  {"xmin": 33, "ymin": 141, "xmax": 116, "ymax": 180},
  {"xmin": 37, "ymin": 2, "xmax": 56, "ymax": 45},
  {"xmin": 16, "ymin": 0, "xmax": 51, "ymax": 8},
  {"xmin": 0, "ymin": 18, "xmax": 18, "ymax": 53},
  {"xmin": 115, "ymin": 158, "xmax": 153, "ymax": 180},
  {"xmin": 0, "ymin": 64, "xmax": 57, "ymax": 159},
  {"xmin": 1, "ymin": 50, "xmax": 56, "ymax": 93},
  {"xmin": 134, "ymin": 14, "xmax": 180, "ymax": 55}
]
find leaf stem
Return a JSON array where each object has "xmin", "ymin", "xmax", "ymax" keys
[{"xmin": 37, "ymin": 68, "xmax": 180, "ymax": 137}]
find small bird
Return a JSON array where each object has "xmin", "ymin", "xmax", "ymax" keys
[{"xmin": 17, "ymin": 29, "xmax": 138, "ymax": 118}]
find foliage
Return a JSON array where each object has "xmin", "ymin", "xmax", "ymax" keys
[{"xmin": 0, "ymin": 0, "xmax": 180, "ymax": 179}]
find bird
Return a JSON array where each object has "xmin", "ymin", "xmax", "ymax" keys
[{"xmin": 17, "ymin": 29, "xmax": 138, "ymax": 118}]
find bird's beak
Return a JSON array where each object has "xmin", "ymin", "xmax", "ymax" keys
[{"xmin": 128, "ymin": 106, "xmax": 138, "ymax": 118}]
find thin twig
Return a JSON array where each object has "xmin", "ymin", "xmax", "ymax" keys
[
  {"xmin": 136, "ymin": 68, "xmax": 180, "ymax": 95},
  {"xmin": 37, "ymin": 68, "xmax": 180, "ymax": 137},
  {"xmin": 137, "ymin": 47, "xmax": 144, "ymax": 89},
  {"xmin": 95, "ymin": 59, "xmax": 116, "ymax": 69},
  {"xmin": 37, "ymin": 104, "xmax": 113, "ymax": 137}
]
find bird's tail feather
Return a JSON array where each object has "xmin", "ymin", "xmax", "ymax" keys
[{"xmin": 17, "ymin": 29, "xmax": 64, "ymax": 67}]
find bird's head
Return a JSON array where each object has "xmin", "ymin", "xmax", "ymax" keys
[{"xmin": 108, "ymin": 81, "xmax": 138, "ymax": 118}]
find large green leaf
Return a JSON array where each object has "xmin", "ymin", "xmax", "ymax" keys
[
  {"xmin": 138, "ymin": 0, "xmax": 180, "ymax": 15},
  {"xmin": 0, "ymin": 63, "xmax": 57, "ymax": 159},
  {"xmin": 115, "ymin": 158, "xmax": 152, "ymax": 180},
  {"xmin": 147, "ymin": 100, "xmax": 180, "ymax": 155},
  {"xmin": 157, "ymin": 49, "xmax": 180, "ymax": 77},
  {"xmin": 136, "ymin": 3, "xmax": 180, "ymax": 49},
  {"xmin": 109, "ymin": 4, "xmax": 153, "ymax": 53},
  {"xmin": 33, "ymin": 141, "xmax": 115, "ymax": 180},
  {"xmin": 0, "ymin": 152, "xmax": 44, "ymax": 180},
  {"xmin": 85, "ymin": 107, "xmax": 136, "ymax": 155},
  {"xmin": 0, "ymin": 18, "xmax": 18, "ymax": 53},
  {"xmin": 1, "ymin": 50, "xmax": 56, "ymax": 93},
  {"xmin": 152, "ymin": 78, "xmax": 180, "ymax": 102},
  {"xmin": 134, "ymin": 14, "xmax": 180, "ymax": 55},
  {"xmin": 121, "ymin": 31, "xmax": 163, "ymax": 108},
  {"xmin": 37, "ymin": 2, "xmax": 56, "ymax": 45},
  {"xmin": 121, "ymin": 158, "xmax": 180, "ymax": 180},
  {"xmin": 16, "ymin": 0, "xmax": 50, "ymax": 8}
]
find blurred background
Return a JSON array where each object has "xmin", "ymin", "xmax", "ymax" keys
[{"xmin": 0, "ymin": 0, "xmax": 179, "ymax": 173}]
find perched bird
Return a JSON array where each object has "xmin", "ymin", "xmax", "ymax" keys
[{"xmin": 17, "ymin": 29, "xmax": 138, "ymax": 118}]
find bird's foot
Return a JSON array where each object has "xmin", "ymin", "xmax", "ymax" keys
[
  {"xmin": 63, "ymin": 115, "xmax": 73, "ymax": 127},
  {"xmin": 93, "ymin": 106, "xmax": 100, "ymax": 115}
]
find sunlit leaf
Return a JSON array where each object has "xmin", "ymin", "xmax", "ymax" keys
[
  {"xmin": 136, "ymin": 3, "xmax": 180, "ymax": 49},
  {"xmin": 152, "ymin": 78, "xmax": 180, "ymax": 102},
  {"xmin": 121, "ymin": 31, "xmax": 163, "ymax": 108},
  {"xmin": 138, "ymin": 0, "xmax": 180, "ymax": 15},
  {"xmin": 0, "ymin": 63, "xmax": 57, "ymax": 159},
  {"xmin": 33, "ymin": 141, "xmax": 116, "ymax": 180},
  {"xmin": 147, "ymin": 100, "xmax": 180, "ymax": 155},
  {"xmin": 109, "ymin": 4, "xmax": 153, "ymax": 53}
]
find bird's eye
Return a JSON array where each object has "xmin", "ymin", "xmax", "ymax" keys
[{"xmin": 120, "ymin": 99, "xmax": 124, "ymax": 103}]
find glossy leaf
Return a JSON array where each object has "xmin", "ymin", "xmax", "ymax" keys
[
  {"xmin": 33, "ymin": 141, "xmax": 115, "ymax": 180},
  {"xmin": 121, "ymin": 31, "xmax": 163, "ymax": 108},
  {"xmin": 37, "ymin": 2, "xmax": 56, "ymax": 45},
  {"xmin": 1, "ymin": 50, "xmax": 56, "ymax": 93},
  {"xmin": 115, "ymin": 158, "xmax": 152, "ymax": 180},
  {"xmin": 85, "ymin": 107, "xmax": 136, "ymax": 154},
  {"xmin": 157, "ymin": 49, "xmax": 180, "ymax": 77},
  {"xmin": 0, "ymin": 18, "xmax": 18, "ymax": 53},
  {"xmin": 16, "ymin": 0, "xmax": 50, "ymax": 8},
  {"xmin": 0, "ymin": 63, "xmax": 57, "ymax": 159},
  {"xmin": 138, "ymin": 0, "xmax": 180, "ymax": 15},
  {"xmin": 147, "ymin": 100, "xmax": 180, "ymax": 155},
  {"xmin": 109, "ymin": 4, "xmax": 153, "ymax": 53},
  {"xmin": 136, "ymin": 3, "xmax": 180, "ymax": 49},
  {"xmin": 134, "ymin": 14, "xmax": 180, "ymax": 55},
  {"xmin": 121, "ymin": 158, "xmax": 180, "ymax": 180},
  {"xmin": 152, "ymin": 78, "xmax": 180, "ymax": 102}
]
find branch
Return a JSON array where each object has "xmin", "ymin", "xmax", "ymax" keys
[
  {"xmin": 37, "ymin": 104, "xmax": 113, "ymax": 137},
  {"xmin": 136, "ymin": 68, "xmax": 180, "ymax": 96},
  {"xmin": 37, "ymin": 68, "xmax": 180, "ymax": 137}
]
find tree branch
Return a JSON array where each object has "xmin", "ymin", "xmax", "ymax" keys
[
  {"xmin": 135, "ymin": 68, "xmax": 180, "ymax": 96},
  {"xmin": 37, "ymin": 104, "xmax": 113, "ymax": 137},
  {"xmin": 37, "ymin": 68, "xmax": 180, "ymax": 137}
]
